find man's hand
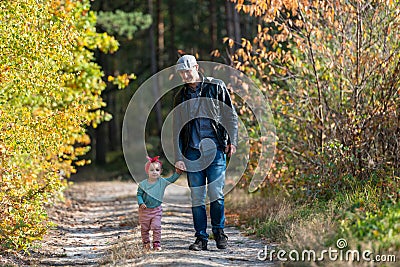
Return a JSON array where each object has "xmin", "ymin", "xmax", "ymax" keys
[
  {"xmin": 225, "ymin": 144, "xmax": 236, "ymax": 157},
  {"xmin": 139, "ymin": 203, "xmax": 147, "ymax": 210},
  {"xmin": 175, "ymin": 161, "xmax": 186, "ymax": 173}
]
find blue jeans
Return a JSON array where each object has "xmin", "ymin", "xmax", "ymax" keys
[{"xmin": 184, "ymin": 146, "xmax": 226, "ymax": 240}]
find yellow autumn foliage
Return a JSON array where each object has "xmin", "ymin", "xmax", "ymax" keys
[
  {"xmin": 0, "ymin": 0, "xmax": 120, "ymax": 251},
  {"xmin": 229, "ymin": 0, "xmax": 400, "ymax": 197}
]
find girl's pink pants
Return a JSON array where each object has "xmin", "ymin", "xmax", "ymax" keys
[{"xmin": 138, "ymin": 205, "xmax": 162, "ymax": 245}]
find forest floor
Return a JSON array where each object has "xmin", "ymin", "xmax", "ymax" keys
[{"xmin": 1, "ymin": 177, "xmax": 278, "ymax": 266}]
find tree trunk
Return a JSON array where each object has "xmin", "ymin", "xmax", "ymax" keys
[
  {"xmin": 210, "ymin": 0, "xmax": 217, "ymax": 52},
  {"xmin": 96, "ymin": 122, "xmax": 108, "ymax": 165},
  {"xmin": 157, "ymin": 0, "xmax": 165, "ymax": 68},
  {"xmin": 149, "ymin": 0, "xmax": 163, "ymax": 134},
  {"xmin": 168, "ymin": 0, "xmax": 176, "ymax": 62},
  {"xmin": 94, "ymin": 52, "xmax": 108, "ymax": 165},
  {"xmin": 233, "ymin": 3, "xmax": 241, "ymax": 51},
  {"xmin": 225, "ymin": 1, "xmax": 235, "ymax": 55},
  {"xmin": 95, "ymin": 86, "xmax": 108, "ymax": 166},
  {"xmin": 108, "ymin": 92, "xmax": 122, "ymax": 151}
]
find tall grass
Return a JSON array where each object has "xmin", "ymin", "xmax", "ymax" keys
[
  {"xmin": 226, "ymin": 182, "xmax": 399, "ymax": 266},
  {"xmin": 226, "ymin": 188, "xmax": 339, "ymax": 245}
]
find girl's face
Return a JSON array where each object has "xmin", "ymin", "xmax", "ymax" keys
[{"xmin": 147, "ymin": 162, "xmax": 161, "ymax": 180}]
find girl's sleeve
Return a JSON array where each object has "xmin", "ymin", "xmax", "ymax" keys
[
  {"xmin": 137, "ymin": 186, "xmax": 145, "ymax": 205},
  {"xmin": 165, "ymin": 172, "xmax": 181, "ymax": 183}
]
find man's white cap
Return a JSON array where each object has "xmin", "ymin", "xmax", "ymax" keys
[{"xmin": 176, "ymin": 55, "xmax": 197, "ymax": 71}]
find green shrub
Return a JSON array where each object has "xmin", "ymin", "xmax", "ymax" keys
[{"xmin": 0, "ymin": 0, "xmax": 121, "ymax": 252}]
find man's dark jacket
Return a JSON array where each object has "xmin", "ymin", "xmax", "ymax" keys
[{"xmin": 173, "ymin": 76, "xmax": 238, "ymax": 162}]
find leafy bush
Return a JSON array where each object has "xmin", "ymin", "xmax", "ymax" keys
[
  {"xmin": 224, "ymin": 2, "xmax": 399, "ymax": 255},
  {"xmin": 339, "ymin": 185, "xmax": 400, "ymax": 250},
  {"xmin": 228, "ymin": 0, "xmax": 400, "ymax": 201},
  {"xmin": 0, "ymin": 0, "xmax": 121, "ymax": 252}
]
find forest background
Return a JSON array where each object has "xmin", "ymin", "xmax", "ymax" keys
[{"xmin": 0, "ymin": 0, "xmax": 399, "ymax": 260}]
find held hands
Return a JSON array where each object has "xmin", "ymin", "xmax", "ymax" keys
[
  {"xmin": 139, "ymin": 203, "xmax": 147, "ymax": 210},
  {"xmin": 175, "ymin": 161, "xmax": 186, "ymax": 174},
  {"xmin": 225, "ymin": 144, "xmax": 236, "ymax": 157}
]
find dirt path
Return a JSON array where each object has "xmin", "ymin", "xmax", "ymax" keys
[{"xmin": 21, "ymin": 179, "xmax": 276, "ymax": 266}]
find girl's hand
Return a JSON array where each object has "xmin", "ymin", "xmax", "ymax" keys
[{"xmin": 139, "ymin": 204, "xmax": 147, "ymax": 210}]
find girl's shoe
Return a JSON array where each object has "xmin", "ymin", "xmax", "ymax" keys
[
  {"xmin": 143, "ymin": 243, "xmax": 151, "ymax": 251},
  {"xmin": 153, "ymin": 242, "xmax": 162, "ymax": 251}
]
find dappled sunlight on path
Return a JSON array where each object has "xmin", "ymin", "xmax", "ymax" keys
[{"xmin": 25, "ymin": 180, "xmax": 276, "ymax": 266}]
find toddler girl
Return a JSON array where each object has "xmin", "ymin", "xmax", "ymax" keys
[{"xmin": 137, "ymin": 156, "xmax": 182, "ymax": 250}]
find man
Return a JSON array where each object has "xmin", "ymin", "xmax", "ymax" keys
[{"xmin": 173, "ymin": 55, "xmax": 238, "ymax": 251}]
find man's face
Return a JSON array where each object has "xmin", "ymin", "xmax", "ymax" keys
[{"xmin": 178, "ymin": 65, "xmax": 200, "ymax": 84}]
